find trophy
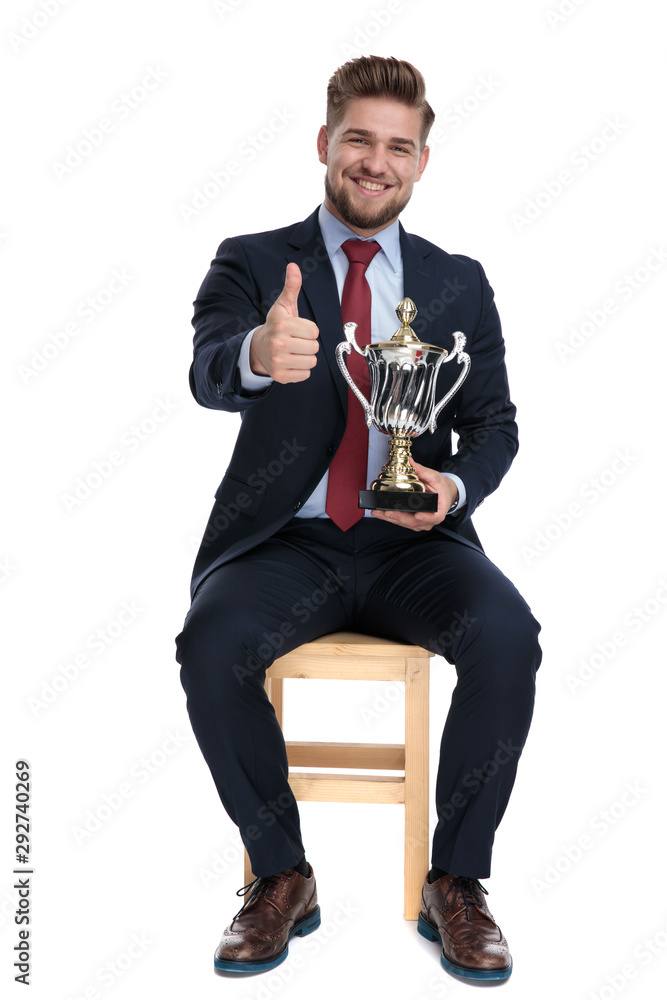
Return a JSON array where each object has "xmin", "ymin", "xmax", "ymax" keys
[{"xmin": 335, "ymin": 297, "xmax": 471, "ymax": 513}]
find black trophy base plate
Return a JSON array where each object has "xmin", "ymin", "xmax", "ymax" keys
[{"xmin": 359, "ymin": 489, "xmax": 438, "ymax": 513}]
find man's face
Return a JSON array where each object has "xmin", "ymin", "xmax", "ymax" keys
[{"xmin": 317, "ymin": 96, "xmax": 430, "ymax": 236}]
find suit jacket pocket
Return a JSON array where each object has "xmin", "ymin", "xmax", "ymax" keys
[{"xmin": 214, "ymin": 474, "xmax": 266, "ymax": 518}]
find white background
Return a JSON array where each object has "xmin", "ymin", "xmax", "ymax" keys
[{"xmin": 2, "ymin": 1, "xmax": 666, "ymax": 998}]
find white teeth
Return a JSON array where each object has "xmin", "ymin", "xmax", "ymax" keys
[{"xmin": 356, "ymin": 179, "xmax": 387, "ymax": 191}]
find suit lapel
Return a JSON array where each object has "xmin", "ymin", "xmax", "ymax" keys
[
  {"xmin": 399, "ymin": 225, "xmax": 438, "ymax": 333},
  {"xmin": 286, "ymin": 211, "xmax": 348, "ymax": 411}
]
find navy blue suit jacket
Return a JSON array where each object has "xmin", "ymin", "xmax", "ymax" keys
[{"xmin": 188, "ymin": 208, "xmax": 518, "ymax": 599}]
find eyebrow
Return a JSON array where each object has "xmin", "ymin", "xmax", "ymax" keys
[{"xmin": 341, "ymin": 128, "xmax": 417, "ymax": 149}]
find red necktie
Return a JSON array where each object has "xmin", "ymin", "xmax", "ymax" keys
[{"xmin": 325, "ymin": 239, "xmax": 381, "ymax": 531}]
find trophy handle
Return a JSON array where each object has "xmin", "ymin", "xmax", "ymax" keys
[
  {"xmin": 429, "ymin": 332, "xmax": 471, "ymax": 432},
  {"xmin": 335, "ymin": 322, "xmax": 374, "ymax": 428}
]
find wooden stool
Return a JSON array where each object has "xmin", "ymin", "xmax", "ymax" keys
[{"xmin": 243, "ymin": 632, "xmax": 433, "ymax": 919}]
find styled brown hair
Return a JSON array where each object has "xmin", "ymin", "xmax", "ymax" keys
[{"xmin": 326, "ymin": 55, "xmax": 435, "ymax": 148}]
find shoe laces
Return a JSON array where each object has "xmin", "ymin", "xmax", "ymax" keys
[
  {"xmin": 232, "ymin": 870, "xmax": 292, "ymax": 919},
  {"xmin": 441, "ymin": 875, "xmax": 488, "ymax": 921}
]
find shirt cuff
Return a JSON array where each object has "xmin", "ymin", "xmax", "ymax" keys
[
  {"xmin": 442, "ymin": 473, "xmax": 466, "ymax": 512},
  {"xmin": 239, "ymin": 328, "xmax": 274, "ymax": 391}
]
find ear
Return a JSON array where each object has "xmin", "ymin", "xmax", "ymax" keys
[
  {"xmin": 415, "ymin": 144, "xmax": 430, "ymax": 182},
  {"xmin": 317, "ymin": 125, "xmax": 329, "ymax": 165}
]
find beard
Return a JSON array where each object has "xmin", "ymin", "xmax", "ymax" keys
[{"xmin": 325, "ymin": 172, "xmax": 413, "ymax": 231}]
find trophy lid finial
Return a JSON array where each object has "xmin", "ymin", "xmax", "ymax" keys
[
  {"xmin": 392, "ymin": 297, "xmax": 421, "ymax": 345},
  {"xmin": 396, "ymin": 297, "xmax": 417, "ymax": 327},
  {"xmin": 372, "ymin": 295, "xmax": 448, "ymax": 354}
]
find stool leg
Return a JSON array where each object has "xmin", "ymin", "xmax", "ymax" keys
[
  {"xmin": 404, "ymin": 656, "xmax": 430, "ymax": 919},
  {"xmin": 267, "ymin": 676, "xmax": 284, "ymax": 727},
  {"xmin": 243, "ymin": 849, "xmax": 253, "ymax": 886}
]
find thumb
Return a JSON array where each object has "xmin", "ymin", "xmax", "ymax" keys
[{"xmin": 275, "ymin": 262, "xmax": 302, "ymax": 317}]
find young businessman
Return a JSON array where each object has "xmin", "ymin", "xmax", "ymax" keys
[{"xmin": 176, "ymin": 55, "xmax": 542, "ymax": 982}]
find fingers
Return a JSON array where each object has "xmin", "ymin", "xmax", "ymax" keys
[
  {"xmin": 262, "ymin": 316, "xmax": 319, "ymax": 383},
  {"xmin": 371, "ymin": 508, "xmax": 441, "ymax": 531},
  {"xmin": 277, "ymin": 334, "xmax": 320, "ymax": 354},
  {"xmin": 408, "ymin": 457, "xmax": 442, "ymax": 490},
  {"xmin": 270, "ymin": 349, "xmax": 319, "ymax": 382}
]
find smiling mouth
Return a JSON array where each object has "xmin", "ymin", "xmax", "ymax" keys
[{"xmin": 353, "ymin": 178, "xmax": 392, "ymax": 193}]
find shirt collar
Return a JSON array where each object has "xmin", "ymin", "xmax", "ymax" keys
[{"xmin": 318, "ymin": 202, "xmax": 401, "ymax": 273}]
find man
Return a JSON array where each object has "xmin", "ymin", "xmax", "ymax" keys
[{"xmin": 175, "ymin": 55, "xmax": 541, "ymax": 983}]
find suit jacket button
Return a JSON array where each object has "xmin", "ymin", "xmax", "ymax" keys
[
  {"xmin": 326, "ymin": 444, "xmax": 336, "ymax": 456},
  {"xmin": 293, "ymin": 501, "xmax": 302, "ymax": 511}
]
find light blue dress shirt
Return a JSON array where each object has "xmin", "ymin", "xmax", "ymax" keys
[{"xmin": 238, "ymin": 203, "xmax": 466, "ymax": 518}]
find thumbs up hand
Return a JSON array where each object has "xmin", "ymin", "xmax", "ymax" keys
[{"xmin": 249, "ymin": 263, "xmax": 320, "ymax": 383}]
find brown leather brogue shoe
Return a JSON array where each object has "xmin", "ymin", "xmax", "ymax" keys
[
  {"xmin": 418, "ymin": 872, "xmax": 512, "ymax": 981},
  {"xmin": 213, "ymin": 865, "xmax": 320, "ymax": 974}
]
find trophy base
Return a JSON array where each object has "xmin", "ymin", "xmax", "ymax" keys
[{"xmin": 359, "ymin": 489, "xmax": 438, "ymax": 513}]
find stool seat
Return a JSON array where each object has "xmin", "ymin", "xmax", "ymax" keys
[{"xmin": 243, "ymin": 631, "xmax": 433, "ymax": 919}]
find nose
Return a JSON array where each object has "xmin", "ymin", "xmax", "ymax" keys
[{"xmin": 361, "ymin": 144, "xmax": 390, "ymax": 178}]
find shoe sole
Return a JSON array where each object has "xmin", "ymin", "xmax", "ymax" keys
[
  {"xmin": 213, "ymin": 905, "xmax": 321, "ymax": 974},
  {"xmin": 417, "ymin": 912, "xmax": 513, "ymax": 981}
]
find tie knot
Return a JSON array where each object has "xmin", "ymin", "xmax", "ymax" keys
[{"xmin": 341, "ymin": 239, "xmax": 381, "ymax": 269}]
